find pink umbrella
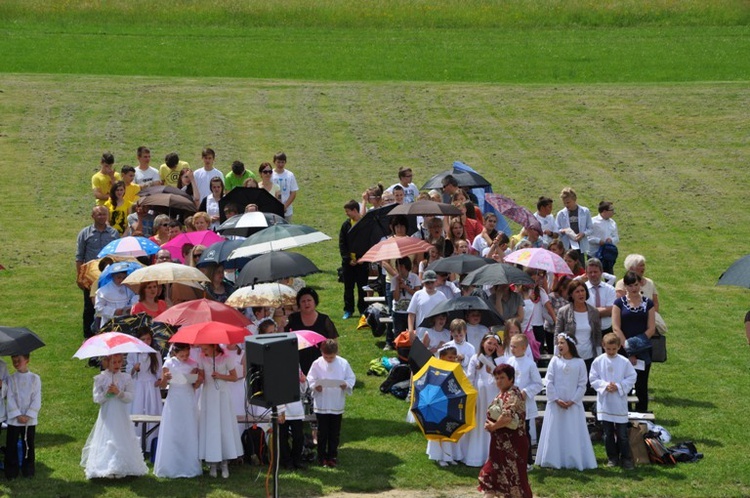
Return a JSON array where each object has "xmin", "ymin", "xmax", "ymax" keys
[
  {"xmin": 289, "ymin": 330, "xmax": 327, "ymax": 350},
  {"xmin": 162, "ymin": 230, "xmax": 226, "ymax": 263},
  {"xmin": 73, "ymin": 332, "xmax": 157, "ymax": 359},
  {"xmin": 359, "ymin": 237, "xmax": 433, "ymax": 263},
  {"xmin": 155, "ymin": 298, "xmax": 251, "ymax": 328},
  {"xmin": 503, "ymin": 248, "xmax": 573, "ymax": 275},
  {"xmin": 484, "ymin": 193, "xmax": 542, "ymax": 233}
]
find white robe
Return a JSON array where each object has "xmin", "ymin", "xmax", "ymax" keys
[
  {"xmin": 126, "ymin": 352, "xmax": 163, "ymax": 449},
  {"xmin": 506, "ymin": 355, "xmax": 543, "ymax": 420},
  {"xmin": 589, "ymin": 353, "xmax": 637, "ymax": 424},
  {"xmin": 307, "ymin": 356, "xmax": 355, "ymax": 415},
  {"xmin": 535, "ymin": 356, "xmax": 597, "ymax": 470},
  {"xmin": 197, "ymin": 352, "xmax": 244, "ymax": 462},
  {"xmin": 460, "ymin": 353, "xmax": 500, "ymax": 467}
]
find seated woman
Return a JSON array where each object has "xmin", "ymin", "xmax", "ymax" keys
[
  {"xmin": 131, "ymin": 281, "xmax": 168, "ymax": 318},
  {"xmin": 444, "ymin": 217, "xmax": 469, "ymax": 258}
]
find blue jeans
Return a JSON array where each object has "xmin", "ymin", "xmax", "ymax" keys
[{"xmin": 602, "ymin": 421, "xmax": 631, "ymax": 462}]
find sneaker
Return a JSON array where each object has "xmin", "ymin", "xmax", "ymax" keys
[
  {"xmin": 606, "ymin": 459, "xmax": 619, "ymax": 468},
  {"xmin": 209, "ymin": 464, "xmax": 218, "ymax": 478},
  {"xmin": 438, "ymin": 461, "xmax": 449, "ymax": 467},
  {"xmin": 382, "ymin": 344, "xmax": 393, "ymax": 351},
  {"xmin": 342, "ymin": 311, "xmax": 352, "ymax": 320},
  {"xmin": 621, "ymin": 459, "xmax": 635, "ymax": 470}
]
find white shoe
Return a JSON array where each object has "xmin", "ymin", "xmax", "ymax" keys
[
  {"xmin": 527, "ymin": 464, "xmax": 534, "ymax": 472},
  {"xmin": 209, "ymin": 464, "xmax": 217, "ymax": 478},
  {"xmin": 221, "ymin": 461, "xmax": 229, "ymax": 479},
  {"xmin": 447, "ymin": 459, "xmax": 458, "ymax": 466},
  {"xmin": 438, "ymin": 460, "xmax": 449, "ymax": 467}
]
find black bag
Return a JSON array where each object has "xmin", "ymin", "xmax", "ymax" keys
[
  {"xmin": 668, "ymin": 441, "xmax": 703, "ymax": 463},
  {"xmin": 365, "ymin": 303, "xmax": 389, "ymax": 338},
  {"xmin": 379, "ymin": 364, "xmax": 411, "ymax": 394},
  {"xmin": 651, "ymin": 332, "xmax": 667, "ymax": 363},
  {"xmin": 241, "ymin": 425, "xmax": 269, "ymax": 465}
]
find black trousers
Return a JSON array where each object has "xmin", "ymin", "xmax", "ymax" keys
[
  {"xmin": 82, "ymin": 288, "xmax": 96, "ymax": 339},
  {"xmin": 316, "ymin": 413, "xmax": 342, "ymax": 462},
  {"xmin": 634, "ymin": 362, "xmax": 652, "ymax": 413},
  {"xmin": 279, "ymin": 419, "xmax": 304, "ymax": 466},
  {"xmin": 342, "ymin": 262, "xmax": 369, "ymax": 315},
  {"xmin": 602, "ymin": 421, "xmax": 631, "ymax": 462},
  {"xmin": 5, "ymin": 425, "xmax": 35, "ymax": 479}
]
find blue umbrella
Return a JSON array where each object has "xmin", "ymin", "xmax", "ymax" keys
[
  {"xmin": 98, "ymin": 261, "xmax": 143, "ymax": 288},
  {"xmin": 453, "ymin": 161, "xmax": 512, "ymax": 236},
  {"xmin": 97, "ymin": 236, "xmax": 161, "ymax": 258}
]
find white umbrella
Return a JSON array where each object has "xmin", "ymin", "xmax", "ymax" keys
[
  {"xmin": 228, "ymin": 224, "xmax": 330, "ymax": 260},
  {"xmin": 225, "ymin": 283, "xmax": 298, "ymax": 309},
  {"xmin": 73, "ymin": 332, "xmax": 157, "ymax": 359},
  {"xmin": 122, "ymin": 262, "xmax": 210, "ymax": 285}
]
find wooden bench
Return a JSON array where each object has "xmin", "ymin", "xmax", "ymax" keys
[
  {"xmin": 535, "ymin": 395, "xmax": 638, "ymax": 403},
  {"xmin": 364, "ymin": 296, "xmax": 386, "ymax": 303},
  {"xmin": 131, "ymin": 414, "xmax": 162, "ymax": 454},
  {"xmin": 537, "ymin": 410, "xmax": 655, "ymax": 421}
]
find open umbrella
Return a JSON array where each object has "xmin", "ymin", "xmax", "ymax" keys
[
  {"xmin": 388, "ymin": 201, "xmax": 461, "ymax": 217},
  {"xmin": 345, "ymin": 203, "xmax": 398, "ymax": 258},
  {"xmin": 410, "ymin": 357, "xmax": 477, "ymax": 442},
  {"xmin": 168, "ymin": 321, "xmax": 249, "ymax": 345},
  {"xmin": 717, "ymin": 254, "xmax": 750, "ymax": 288},
  {"xmin": 236, "ymin": 251, "xmax": 320, "ymax": 287},
  {"xmin": 137, "ymin": 192, "xmax": 197, "ymax": 220},
  {"xmin": 484, "ymin": 193, "xmax": 542, "ymax": 233},
  {"xmin": 162, "ymin": 230, "xmax": 226, "ymax": 263},
  {"xmin": 289, "ymin": 330, "xmax": 326, "ymax": 350},
  {"xmin": 419, "ymin": 296, "xmax": 504, "ymax": 328},
  {"xmin": 77, "ymin": 255, "xmax": 138, "ymax": 290},
  {"xmin": 137, "ymin": 185, "xmax": 192, "ymax": 200},
  {"xmin": 225, "ymin": 283, "xmax": 298, "ymax": 309},
  {"xmin": 150, "ymin": 321, "xmax": 178, "ymax": 354},
  {"xmin": 155, "ymin": 299, "xmax": 251, "ymax": 328},
  {"xmin": 97, "ymin": 236, "xmax": 161, "ymax": 258},
  {"xmin": 122, "ymin": 262, "xmax": 210, "ymax": 286},
  {"xmin": 359, "ymin": 237, "xmax": 433, "ymax": 263},
  {"xmin": 427, "ymin": 254, "xmax": 494, "ymax": 275},
  {"xmin": 504, "ymin": 247, "xmax": 573, "ymax": 275},
  {"xmin": 98, "ymin": 261, "xmax": 144, "ymax": 288},
  {"xmin": 461, "ymin": 263, "xmax": 535, "ymax": 287},
  {"xmin": 217, "ymin": 212, "xmax": 288, "ymax": 238},
  {"xmin": 99, "ymin": 312, "xmax": 153, "ymax": 335},
  {"xmin": 73, "ymin": 332, "xmax": 157, "ymax": 359},
  {"xmin": 0, "ymin": 327, "xmax": 45, "ymax": 356},
  {"xmin": 196, "ymin": 239, "xmax": 252, "ymax": 270},
  {"xmin": 421, "ymin": 168, "xmax": 491, "ymax": 190},
  {"xmin": 228, "ymin": 224, "xmax": 331, "ymax": 260},
  {"xmin": 218, "ymin": 187, "xmax": 285, "ymax": 222}
]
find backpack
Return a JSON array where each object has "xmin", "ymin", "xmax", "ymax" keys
[
  {"xmin": 668, "ymin": 441, "xmax": 703, "ymax": 463},
  {"xmin": 241, "ymin": 424, "xmax": 269, "ymax": 465},
  {"xmin": 394, "ymin": 330, "xmax": 413, "ymax": 363},
  {"xmin": 644, "ymin": 434, "xmax": 676, "ymax": 464},
  {"xmin": 379, "ymin": 364, "xmax": 411, "ymax": 394},
  {"xmin": 595, "ymin": 242, "xmax": 619, "ymax": 268},
  {"xmin": 365, "ymin": 303, "xmax": 389, "ymax": 338}
]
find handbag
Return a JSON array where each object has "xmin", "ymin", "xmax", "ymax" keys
[{"xmin": 650, "ymin": 332, "xmax": 667, "ymax": 363}]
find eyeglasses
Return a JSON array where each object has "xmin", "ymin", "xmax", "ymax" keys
[
  {"xmin": 160, "ymin": 223, "xmax": 169, "ymax": 227},
  {"xmin": 193, "ymin": 252, "xmax": 203, "ymax": 258},
  {"xmin": 261, "ymin": 170, "xmax": 273, "ymax": 174}
]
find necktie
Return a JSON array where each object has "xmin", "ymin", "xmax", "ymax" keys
[{"xmin": 594, "ymin": 285, "xmax": 601, "ymax": 307}]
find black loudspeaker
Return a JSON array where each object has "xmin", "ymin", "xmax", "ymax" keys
[{"xmin": 246, "ymin": 333, "xmax": 300, "ymax": 408}]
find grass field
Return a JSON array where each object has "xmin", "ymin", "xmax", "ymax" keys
[{"xmin": 0, "ymin": 1, "xmax": 749, "ymax": 497}]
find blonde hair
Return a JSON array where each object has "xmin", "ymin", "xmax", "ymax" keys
[
  {"xmin": 449, "ymin": 318, "xmax": 467, "ymax": 335},
  {"xmin": 559, "ymin": 187, "xmax": 577, "ymax": 201},
  {"xmin": 192, "ymin": 211, "xmax": 211, "ymax": 226},
  {"xmin": 602, "ymin": 332, "xmax": 621, "ymax": 347}
]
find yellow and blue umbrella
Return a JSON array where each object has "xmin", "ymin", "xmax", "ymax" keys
[{"xmin": 410, "ymin": 357, "xmax": 477, "ymax": 442}]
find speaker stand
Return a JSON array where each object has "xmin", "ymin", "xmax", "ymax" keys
[{"xmin": 271, "ymin": 406, "xmax": 280, "ymax": 498}]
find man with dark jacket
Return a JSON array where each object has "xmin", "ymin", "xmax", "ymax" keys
[{"xmin": 339, "ymin": 200, "xmax": 369, "ymax": 319}]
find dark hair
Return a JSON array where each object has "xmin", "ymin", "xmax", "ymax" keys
[
  {"xmin": 223, "ymin": 203, "xmax": 240, "ymax": 216},
  {"xmin": 368, "ymin": 183, "xmax": 384, "ymax": 197},
  {"xmin": 438, "ymin": 346, "xmax": 457, "ymax": 359},
  {"xmin": 121, "ymin": 165, "xmax": 135, "ymax": 175},
  {"xmin": 623, "ymin": 270, "xmax": 641, "ymax": 286},
  {"xmin": 136, "ymin": 327, "xmax": 159, "ymax": 375},
  {"xmin": 109, "ymin": 180, "xmax": 125, "ymax": 205},
  {"xmin": 389, "ymin": 215, "xmax": 408, "ymax": 232},
  {"xmin": 557, "ymin": 333, "xmax": 581, "ymax": 359},
  {"xmin": 101, "ymin": 152, "xmax": 115, "ymax": 165},
  {"xmin": 495, "ymin": 232, "xmax": 510, "ymax": 245},
  {"xmin": 137, "ymin": 146, "xmax": 150, "ymax": 157},
  {"xmin": 479, "ymin": 334, "xmax": 500, "ymax": 359},
  {"xmin": 296, "ymin": 287, "xmax": 319, "ymax": 307},
  {"xmin": 392, "ymin": 184, "xmax": 404, "ymax": 193},
  {"xmin": 209, "ymin": 176, "xmax": 225, "ymax": 197},
  {"xmin": 553, "ymin": 275, "xmax": 572, "ymax": 295},
  {"xmin": 441, "ymin": 174, "xmax": 458, "ymax": 188},
  {"xmin": 548, "ymin": 239, "xmax": 564, "ymax": 254},
  {"xmin": 598, "ymin": 201, "xmax": 613, "ymax": 214},
  {"xmin": 170, "ymin": 343, "xmax": 190, "ymax": 356},
  {"xmin": 537, "ymin": 196, "xmax": 553, "ymax": 210},
  {"xmin": 320, "ymin": 339, "xmax": 338, "ymax": 355},
  {"xmin": 257, "ymin": 318, "xmax": 276, "ymax": 334},
  {"xmin": 493, "ymin": 363, "xmax": 515, "ymax": 382},
  {"xmin": 344, "ymin": 199, "xmax": 359, "ymax": 211},
  {"xmin": 396, "ymin": 256, "xmax": 412, "ymax": 272},
  {"xmin": 273, "ymin": 151, "xmax": 287, "ymax": 162},
  {"xmin": 201, "ymin": 147, "xmax": 216, "ymax": 159},
  {"xmin": 464, "ymin": 201, "xmax": 476, "ymax": 220},
  {"xmin": 398, "ymin": 167, "xmax": 412, "ymax": 178},
  {"xmin": 564, "ymin": 249, "xmax": 583, "ymax": 273},
  {"xmin": 165, "ymin": 152, "xmax": 179, "ymax": 168},
  {"xmin": 566, "ymin": 279, "xmax": 590, "ymax": 302},
  {"xmin": 231, "ymin": 160, "xmax": 244, "ymax": 175}
]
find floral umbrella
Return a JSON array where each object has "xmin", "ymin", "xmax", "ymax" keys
[{"xmin": 503, "ymin": 247, "xmax": 573, "ymax": 275}]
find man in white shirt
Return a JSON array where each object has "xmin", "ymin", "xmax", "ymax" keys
[
  {"xmin": 533, "ymin": 196, "xmax": 558, "ymax": 248},
  {"xmin": 386, "ymin": 167, "xmax": 419, "ymax": 204},
  {"xmin": 407, "ymin": 271, "xmax": 448, "ymax": 341},
  {"xmin": 588, "ymin": 201, "xmax": 620, "ymax": 273},
  {"xmin": 584, "ymin": 258, "xmax": 616, "ymax": 333},
  {"xmin": 193, "ymin": 147, "xmax": 224, "ymax": 201},
  {"xmin": 134, "ymin": 146, "xmax": 161, "ymax": 187}
]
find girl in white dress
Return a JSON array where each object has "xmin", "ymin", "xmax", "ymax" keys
[
  {"xmin": 460, "ymin": 334, "xmax": 502, "ymax": 467},
  {"xmin": 153, "ymin": 343, "xmax": 202, "ymax": 478},
  {"xmin": 81, "ymin": 354, "xmax": 148, "ymax": 479},
  {"xmin": 534, "ymin": 333, "xmax": 597, "ymax": 470},
  {"xmin": 197, "ymin": 344, "xmax": 244, "ymax": 478},
  {"xmin": 126, "ymin": 329, "xmax": 163, "ymax": 451},
  {"xmin": 421, "ymin": 313, "xmax": 450, "ymax": 356},
  {"xmin": 225, "ymin": 343, "xmax": 248, "ymax": 418}
]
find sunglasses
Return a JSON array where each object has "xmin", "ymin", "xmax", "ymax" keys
[{"xmin": 261, "ymin": 169, "xmax": 273, "ymax": 174}]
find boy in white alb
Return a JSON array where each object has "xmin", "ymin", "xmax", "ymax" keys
[
  {"xmin": 589, "ymin": 333, "xmax": 637, "ymax": 469},
  {"xmin": 506, "ymin": 334, "xmax": 543, "ymax": 467},
  {"xmin": 443, "ymin": 319, "xmax": 475, "ymax": 374},
  {"xmin": 5, "ymin": 354, "xmax": 41, "ymax": 479}
]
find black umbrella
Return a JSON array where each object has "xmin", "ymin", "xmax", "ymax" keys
[
  {"xmin": 100, "ymin": 313, "xmax": 153, "ymax": 335},
  {"xmin": 217, "ymin": 187, "xmax": 285, "ymax": 223},
  {"xmin": 427, "ymin": 254, "xmax": 495, "ymax": 275},
  {"xmin": 197, "ymin": 240, "xmax": 254, "ymax": 270},
  {"xmin": 421, "ymin": 168, "xmax": 492, "ymax": 190},
  {"xmin": 418, "ymin": 296, "xmax": 504, "ymax": 328},
  {"xmin": 717, "ymin": 254, "xmax": 750, "ymax": 288},
  {"xmin": 388, "ymin": 200, "xmax": 461, "ymax": 217},
  {"xmin": 236, "ymin": 251, "xmax": 321, "ymax": 287},
  {"xmin": 0, "ymin": 327, "xmax": 45, "ymax": 356},
  {"xmin": 137, "ymin": 185, "xmax": 193, "ymax": 200},
  {"xmin": 217, "ymin": 212, "xmax": 288, "ymax": 237},
  {"xmin": 461, "ymin": 263, "xmax": 534, "ymax": 287},
  {"xmin": 346, "ymin": 203, "xmax": 398, "ymax": 258}
]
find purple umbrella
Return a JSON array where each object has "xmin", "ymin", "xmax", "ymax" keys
[{"xmin": 484, "ymin": 193, "xmax": 542, "ymax": 233}]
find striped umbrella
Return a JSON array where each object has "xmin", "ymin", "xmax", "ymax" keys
[{"xmin": 358, "ymin": 236, "xmax": 433, "ymax": 263}]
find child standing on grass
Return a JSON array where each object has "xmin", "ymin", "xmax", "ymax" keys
[
  {"xmin": 197, "ymin": 344, "xmax": 244, "ymax": 478},
  {"xmin": 5, "ymin": 354, "xmax": 41, "ymax": 479},
  {"xmin": 426, "ymin": 346, "xmax": 464, "ymax": 467},
  {"xmin": 443, "ymin": 319, "xmax": 475, "ymax": 373},
  {"xmin": 126, "ymin": 328, "xmax": 163, "ymax": 451},
  {"xmin": 505, "ymin": 334, "xmax": 543, "ymax": 470},
  {"xmin": 81, "ymin": 353, "xmax": 148, "ymax": 479},
  {"xmin": 589, "ymin": 333, "xmax": 637, "ymax": 470},
  {"xmin": 307, "ymin": 339, "xmax": 355, "ymax": 468}
]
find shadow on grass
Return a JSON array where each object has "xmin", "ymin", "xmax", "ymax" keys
[
  {"xmin": 39, "ymin": 431, "xmax": 77, "ymax": 448},
  {"xmin": 655, "ymin": 395, "xmax": 717, "ymax": 409},
  {"xmin": 309, "ymin": 446, "xmax": 403, "ymax": 494},
  {"xmin": 343, "ymin": 416, "xmax": 420, "ymax": 442},
  {"xmin": 533, "ymin": 462, "xmax": 689, "ymax": 485}
]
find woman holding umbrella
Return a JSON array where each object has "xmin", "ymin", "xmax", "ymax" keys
[
  {"xmin": 286, "ymin": 288, "xmax": 338, "ymax": 375},
  {"xmin": 478, "ymin": 363, "xmax": 532, "ymax": 498}
]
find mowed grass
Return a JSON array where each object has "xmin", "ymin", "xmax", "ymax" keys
[{"xmin": 0, "ymin": 74, "xmax": 749, "ymax": 497}]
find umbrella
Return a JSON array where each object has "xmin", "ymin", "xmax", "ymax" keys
[
  {"xmin": 97, "ymin": 236, "xmax": 161, "ymax": 258},
  {"xmin": 484, "ymin": 193, "xmax": 542, "ymax": 233},
  {"xmin": 197, "ymin": 239, "xmax": 253, "ymax": 270},
  {"xmin": 289, "ymin": 330, "xmax": 326, "ymax": 350},
  {"xmin": 98, "ymin": 261, "xmax": 144, "ymax": 288},
  {"xmin": 410, "ymin": 357, "xmax": 477, "ymax": 442},
  {"xmin": 236, "ymin": 251, "xmax": 320, "ymax": 287},
  {"xmin": 155, "ymin": 298, "xmax": 251, "ymax": 328},
  {"xmin": 150, "ymin": 321, "xmax": 178, "ymax": 353},
  {"xmin": 73, "ymin": 332, "xmax": 157, "ymax": 359},
  {"xmin": 218, "ymin": 187, "xmax": 285, "ymax": 222},
  {"xmin": 99, "ymin": 312, "xmax": 153, "ymax": 335},
  {"xmin": 421, "ymin": 168, "xmax": 491, "ymax": 190},
  {"xmin": 168, "ymin": 321, "xmax": 249, "ymax": 345},
  {"xmin": 0, "ymin": 327, "xmax": 45, "ymax": 356},
  {"xmin": 345, "ymin": 203, "xmax": 398, "ymax": 257},
  {"xmin": 137, "ymin": 185, "xmax": 192, "ymax": 200},
  {"xmin": 162, "ymin": 231, "xmax": 226, "ymax": 263},
  {"xmin": 122, "ymin": 262, "xmax": 210, "ymax": 286},
  {"xmin": 77, "ymin": 255, "xmax": 138, "ymax": 290},
  {"xmin": 427, "ymin": 254, "xmax": 494, "ymax": 275},
  {"xmin": 226, "ymin": 283, "xmax": 298, "ymax": 309},
  {"xmin": 137, "ymin": 192, "xmax": 197, "ymax": 219},
  {"xmin": 228, "ymin": 224, "xmax": 331, "ymax": 260},
  {"xmin": 419, "ymin": 296, "xmax": 504, "ymax": 328},
  {"xmin": 388, "ymin": 200, "xmax": 461, "ymax": 217},
  {"xmin": 359, "ymin": 237, "xmax": 433, "ymax": 263},
  {"xmin": 461, "ymin": 263, "xmax": 535, "ymax": 287},
  {"xmin": 717, "ymin": 254, "xmax": 750, "ymax": 288},
  {"xmin": 504, "ymin": 247, "xmax": 573, "ymax": 275},
  {"xmin": 217, "ymin": 212, "xmax": 288, "ymax": 238}
]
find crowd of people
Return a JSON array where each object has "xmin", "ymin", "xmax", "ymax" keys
[{"xmin": 73, "ymin": 150, "xmax": 663, "ymax": 491}]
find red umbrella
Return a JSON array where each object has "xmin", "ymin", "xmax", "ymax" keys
[
  {"xmin": 359, "ymin": 236, "xmax": 433, "ymax": 263},
  {"xmin": 162, "ymin": 230, "xmax": 226, "ymax": 263},
  {"xmin": 484, "ymin": 193, "xmax": 542, "ymax": 233},
  {"xmin": 168, "ymin": 321, "xmax": 249, "ymax": 345},
  {"xmin": 155, "ymin": 298, "xmax": 251, "ymax": 328}
]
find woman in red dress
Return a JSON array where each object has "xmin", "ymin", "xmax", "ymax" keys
[{"xmin": 478, "ymin": 363, "xmax": 533, "ymax": 498}]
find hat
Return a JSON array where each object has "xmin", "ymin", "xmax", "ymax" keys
[{"xmin": 422, "ymin": 270, "xmax": 437, "ymax": 282}]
